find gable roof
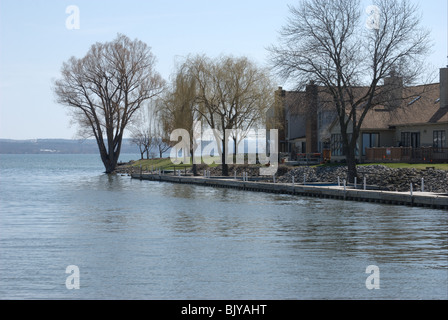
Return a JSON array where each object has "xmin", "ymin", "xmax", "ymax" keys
[
  {"xmin": 326, "ymin": 82, "xmax": 445, "ymax": 131},
  {"xmin": 280, "ymin": 80, "xmax": 446, "ymax": 134},
  {"xmin": 387, "ymin": 83, "xmax": 447, "ymax": 127}
]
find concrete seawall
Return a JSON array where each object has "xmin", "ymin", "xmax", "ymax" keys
[{"xmin": 131, "ymin": 173, "xmax": 448, "ymax": 210}]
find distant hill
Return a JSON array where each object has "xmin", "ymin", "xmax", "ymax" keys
[{"xmin": 0, "ymin": 139, "xmax": 141, "ymax": 154}]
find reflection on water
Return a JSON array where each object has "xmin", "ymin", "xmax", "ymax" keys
[{"xmin": 0, "ymin": 154, "xmax": 447, "ymax": 299}]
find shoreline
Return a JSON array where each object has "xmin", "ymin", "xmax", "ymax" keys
[
  {"xmin": 130, "ymin": 172, "xmax": 448, "ymax": 210},
  {"xmin": 115, "ymin": 161, "xmax": 448, "ymax": 194}
]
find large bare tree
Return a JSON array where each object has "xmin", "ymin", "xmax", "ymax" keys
[
  {"xmin": 269, "ymin": 0, "xmax": 431, "ymax": 181},
  {"xmin": 54, "ymin": 34, "xmax": 165, "ymax": 173}
]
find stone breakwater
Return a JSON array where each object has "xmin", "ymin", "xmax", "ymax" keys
[
  {"xmin": 277, "ymin": 165, "xmax": 448, "ymax": 194},
  {"xmin": 206, "ymin": 164, "xmax": 447, "ymax": 193},
  {"xmin": 114, "ymin": 161, "xmax": 140, "ymax": 175}
]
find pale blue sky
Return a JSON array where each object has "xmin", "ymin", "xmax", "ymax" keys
[{"xmin": 0, "ymin": 0, "xmax": 447, "ymax": 139}]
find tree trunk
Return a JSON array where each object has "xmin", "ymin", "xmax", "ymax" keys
[
  {"xmin": 98, "ymin": 134, "xmax": 123, "ymax": 174},
  {"xmin": 190, "ymin": 148, "xmax": 198, "ymax": 176},
  {"xmin": 103, "ymin": 156, "xmax": 118, "ymax": 174},
  {"xmin": 221, "ymin": 138, "xmax": 229, "ymax": 176},
  {"xmin": 233, "ymin": 137, "xmax": 237, "ymax": 156},
  {"xmin": 96, "ymin": 139, "xmax": 117, "ymax": 174},
  {"xmin": 345, "ymin": 145, "xmax": 358, "ymax": 183}
]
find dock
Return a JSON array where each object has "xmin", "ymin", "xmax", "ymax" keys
[{"xmin": 131, "ymin": 173, "xmax": 448, "ymax": 210}]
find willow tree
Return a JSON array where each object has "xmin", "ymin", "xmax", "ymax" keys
[
  {"xmin": 269, "ymin": 0, "xmax": 431, "ymax": 182},
  {"xmin": 54, "ymin": 34, "xmax": 165, "ymax": 173},
  {"xmin": 158, "ymin": 62, "xmax": 201, "ymax": 175},
  {"xmin": 185, "ymin": 55, "xmax": 274, "ymax": 176}
]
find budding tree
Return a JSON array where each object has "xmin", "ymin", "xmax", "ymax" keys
[
  {"xmin": 54, "ymin": 34, "xmax": 165, "ymax": 173},
  {"xmin": 158, "ymin": 62, "xmax": 201, "ymax": 175},
  {"xmin": 185, "ymin": 55, "xmax": 274, "ymax": 176}
]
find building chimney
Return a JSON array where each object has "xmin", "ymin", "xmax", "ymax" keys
[
  {"xmin": 305, "ymin": 82, "xmax": 318, "ymax": 154},
  {"xmin": 271, "ymin": 86, "xmax": 287, "ymax": 152},
  {"xmin": 383, "ymin": 68, "xmax": 403, "ymax": 109},
  {"xmin": 440, "ymin": 68, "xmax": 448, "ymax": 109}
]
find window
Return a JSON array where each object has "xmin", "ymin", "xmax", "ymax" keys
[
  {"xmin": 433, "ymin": 130, "xmax": 446, "ymax": 152},
  {"xmin": 331, "ymin": 134, "xmax": 358, "ymax": 157},
  {"xmin": 411, "ymin": 133, "xmax": 420, "ymax": 148},
  {"xmin": 331, "ymin": 134, "xmax": 344, "ymax": 156},
  {"xmin": 401, "ymin": 132, "xmax": 419, "ymax": 148},
  {"xmin": 362, "ymin": 133, "xmax": 380, "ymax": 156},
  {"xmin": 401, "ymin": 132, "xmax": 411, "ymax": 147}
]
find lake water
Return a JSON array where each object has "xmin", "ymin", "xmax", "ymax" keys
[{"xmin": 0, "ymin": 154, "xmax": 447, "ymax": 300}]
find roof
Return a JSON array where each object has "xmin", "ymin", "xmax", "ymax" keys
[
  {"xmin": 387, "ymin": 83, "xmax": 447, "ymax": 127},
  {"xmin": 282, "ymin": 82, "xmax": 446, "ymax": 131},
  {"xmin": 357, "ymin": 83, "xmax": 447, "ymax": 130}
]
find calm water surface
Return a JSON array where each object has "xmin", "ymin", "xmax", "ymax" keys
[{"xmin": 0, "ymin": 154, "xmax": 447, "ymax": 300}]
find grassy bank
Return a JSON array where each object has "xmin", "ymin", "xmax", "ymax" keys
[
  {"xmin": 127, "ymin": 157, "xmax": 221, "ymax": 171},
  {"xmin": 357, "ymin": 163, "xmax": 448, "ymax": 170},
  {"xmin": 128, "ymin": 158, "xmax": 448, "ymax": 172}
]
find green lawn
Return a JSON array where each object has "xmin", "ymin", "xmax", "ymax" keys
[
  {"xmin": 129, "ymin": 157, "xmax": 222, "ymax": 171},
  {"xmin": 313, "ymin": 162, "xmax": 448, "ymax": 170},
  {"xmin": 358, "ymin": 163, "xmax": 448, "ymax": 170},
  {"xmin": 130, "ymin": 158, "xmax": 189, "ymax": 170},
  {"xmin": 130, "ymin": 158, "xmax": 448, "ymax": 171}
]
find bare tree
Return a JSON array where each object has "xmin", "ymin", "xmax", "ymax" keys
[
  {"xmin": 53, "ymin": 34, "xmax": 165, "ymax": 173},
  {"xmin": 152, "ymin": 118, "xmax": 171, "ymax": 159},
  {"xmin": 130, "ymin": 104, "xmax": 155, "ymax": 160},
  {"xmin": 226, "ymin": 57, "xmax": 274, "ymax": 157},
  {"xmin": 269, "ymin": 0, "xmax": 431, "ymax": 181},
  {"xmin": 131, "ymin": 129, "xmax": 151, "ymax": 160},
  {"xmin": 185, "ymin": 55, "xmax": 274, "ymax": 176}
]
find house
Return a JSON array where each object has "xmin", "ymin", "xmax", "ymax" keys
[
  {"xmin": 329, "ymin": 68, "xmax": 447, "ymax": 163},
  {"xmin": 266, "ymin": 82, "xmax": 337, "ymax": 160},
  {"xmin": 267, "ymin": 68, "xmax": 448, "ymax": 163}
]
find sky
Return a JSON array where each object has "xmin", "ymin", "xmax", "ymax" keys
[{"xmin": 0, "ymin": 0, "xmax": 447, "ymax": 140}]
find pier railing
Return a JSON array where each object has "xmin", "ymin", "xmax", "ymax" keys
[
  {"xmin": 295, "ymin": 153, "xmax": 323, "ymax": 165},
  {"xmin": 366, "ymin": 147, "xmax": 448, "ymax": 163}
]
